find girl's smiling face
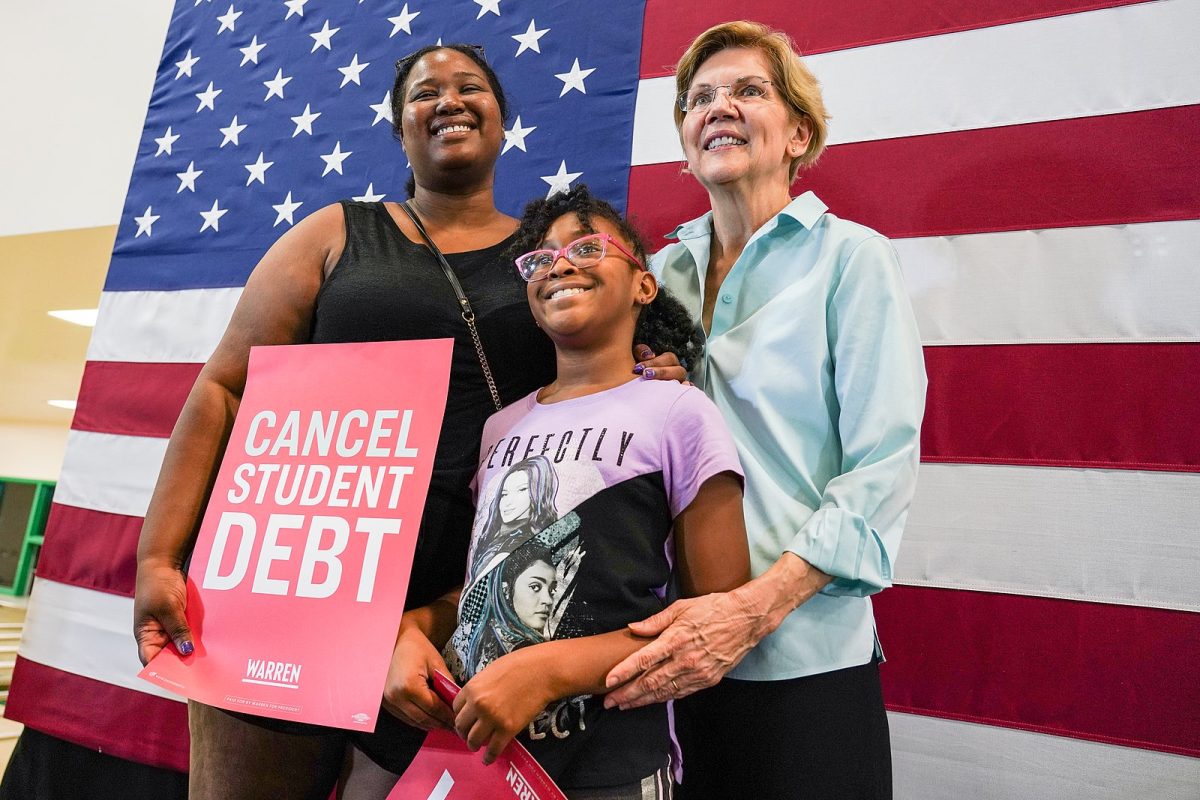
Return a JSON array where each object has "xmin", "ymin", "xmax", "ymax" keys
[{"xmin": 526, "ymin": 213, "xmax": 657, "ymax": 347}]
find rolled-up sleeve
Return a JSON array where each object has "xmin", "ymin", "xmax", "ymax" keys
[{"xmin": 784, "ymin": 235, "xmax": 927, "ymax": 597}]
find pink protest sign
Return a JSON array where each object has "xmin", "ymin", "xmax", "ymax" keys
[
  {"xmin": 388, "ymin": 672, "xmax": 566, "ymax": 800},
  {"xmin": 140, "ymin": 339, "xmax": 453, "ymax": 730}
]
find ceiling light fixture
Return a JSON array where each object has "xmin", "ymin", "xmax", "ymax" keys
[{"xmin": 47, "ymin": 309, "xmax": 99, "ymax": 327}]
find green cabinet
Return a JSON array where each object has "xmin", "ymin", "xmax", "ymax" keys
[{"xmin": 0, "ymin": 478, "xmax": 54, "ymax": 596}]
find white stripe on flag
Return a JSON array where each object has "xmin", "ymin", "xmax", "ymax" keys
[
  {"xmin": 631, "ymin": 0, "xmax": 1200, "ymax": 166},
  {"xmin": 56, "ymin": 430, "xmax": 167, "ymax": 517},
  {"xmin": 899, "ymin": 220, "xmax": 1200, "ymax": 346},
  {"xmin": 890, "ymin": 711, "xmax": 1200, "ymax": 800},
  {"xmin": 20, "ymin": 579, "xmax": 184, "ymax": 703},
  {"xmin": 899, "ymin": 464, "xmax": 1200, "ymax": 612},
  {"xmin": 77, "ymin": 220, "xmax": 1200, "ymax": 367},
  {"xmin": 88, "ymin": 288, "xmax": 242, "ymax": 363},
  {"xmin": 58, "ymin": 429, "xmax": 1200, "ymax": 613}
]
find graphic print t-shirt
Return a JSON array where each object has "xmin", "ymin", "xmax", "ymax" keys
[{"xmin": 444, "ymin": 378, "xmax": 742, "ymax": 787}]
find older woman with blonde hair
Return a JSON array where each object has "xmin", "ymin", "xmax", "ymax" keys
[{"xmin": 606, "ymin": 20, "xmax": 927, "ymax": 799}]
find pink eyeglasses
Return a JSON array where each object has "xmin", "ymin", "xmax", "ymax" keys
[{"xmin": 515, "ymin": 233, "xmax": 645, "ymax": 282}]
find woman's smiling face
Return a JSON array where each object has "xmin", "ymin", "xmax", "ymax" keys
[
  {"xmin": 398, "ymin": 48, "xmax": 504, "ymax": 186},
  {"xmin": 679, "ymin": 47, "xmax": 810, "ymax": 192}
]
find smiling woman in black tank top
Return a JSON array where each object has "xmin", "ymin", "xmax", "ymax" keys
[{"xmin": 134, "ymin": 45, "xmax": 554, "ymax": 800}]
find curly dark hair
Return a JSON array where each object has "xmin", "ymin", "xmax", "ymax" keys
[
  {"xmin": 391, "ymin": 44, "xmax": 510, "ymax": 198},
  {"xmin": 511, "ymin": 185, "xmax": 704, "ymax": 371}
]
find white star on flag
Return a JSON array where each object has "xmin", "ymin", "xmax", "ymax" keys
[
  {"xmin": 338, "ymin": 54, "xmax": 369, "ymax": 88},
  {"xmin": 133, "ymin": 207, "xmax": 160, "ymax": 238},
  {"xmin": 512, "ymin": 20, "xmax": 548, "ymax": 56},
  {"xmin": 388, "ymin": 4, "xmax": 420, "ymax": 36},
  {"xmin": 154, "ymin": 127, "xmax": 180, "ymax": 156},
  {"xmin": 175, "ymin": 49, "xmax": 199, "ymax": 79},
  {"xmin": 219, "ymin": 116, "xmax": 247, "ymax": 147},
  {"xmin": 244, "ymin": 152, "xmax": 274, "ymax": 185},
  {"xmin": 272, "ymin": 192, "xmax": 303, "ymax": 226},
  {"xmin": 310, "ymin": 20, "xmax": 339, "ymax": 52},
  {"xmin": 195, "ymin": 81, "xmax": 222, "ymax": 111},
  {"xmin": 320, "ymin": 141, "xmax": 352, "ymax": 176},
  {"xmin": 283, "ymin": 0, "xmax": 308, "ymax": 19},
  {"xmin": 239, "ymin": 35, "xmax": 266, "ymax": 66},
  {"xmin": 353, "ymin": 183, "xmax": 386, "ymax": 202},
  {"xmin": 263, "ymin": 68, "xmax": 292, "ymax": 100},
  {"xmin": 555, "ymin": 59, "xmax": 595, "ymax": 97},
  {"xmin": 176, "ymin": 161, "xmax": 203, "ymax": 192},
  {"xmin": 474, "ymin": 0, "xmax": 500, "ymax": 20},
  {"xmin": 369, "ymin": 92, "xmax": 393, "ymax": 126},
  {"xmin": 541, "ymin": 160, "xmax": 581, "ymax": 197},
  {"xmin": 216, "ymin": 4, "xmax": 242, "ymax": 34},
  {"xmin": 290, "ymin": 103, "xmax": 321, "ymax": 136},
  {"xmin": 503, "ymin": 116, "xmax": 536, "ymax": 154},
  {"xmin": 199, "ymin": 199, "xmax": 228, "ymax": 232}
]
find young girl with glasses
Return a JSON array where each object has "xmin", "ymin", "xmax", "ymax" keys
[{"xmin": 387, "ymin": 185, "xmax": 751, "ymax": 799}]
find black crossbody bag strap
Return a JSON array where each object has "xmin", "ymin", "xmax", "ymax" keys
[{"xmin": 400, "ymin": 200, "xmax": 503, "ymax": 411}]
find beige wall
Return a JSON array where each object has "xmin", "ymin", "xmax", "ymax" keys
[
  {"xmin": 0, "ymin": 2, "xmax": 172, "ymax": 483},
  {"xmin": 0, "ymin": 424, "xmax": 70, "ymax": 482}
]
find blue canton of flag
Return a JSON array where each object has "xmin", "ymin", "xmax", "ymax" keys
[{"xmin": 110, "ymin": 0, "xmax": 648, "ymax": 291}]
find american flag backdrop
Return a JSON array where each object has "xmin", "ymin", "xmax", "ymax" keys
[{"xmin": 7, "ymin": 0, "xmax": 1200, "ymax": 795}]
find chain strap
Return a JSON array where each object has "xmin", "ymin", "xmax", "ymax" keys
[
  {"xmin": 462, "ymin": 308, "xmax": 502, "ymax": 411},
  {"xmin": 400, "ymin": 201, "xmax": 503, "ymax": 411}
]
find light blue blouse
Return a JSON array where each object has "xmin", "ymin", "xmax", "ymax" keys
[{"xmin": 651, "ymin": 192, "xmax": 928, "ymax": 681}]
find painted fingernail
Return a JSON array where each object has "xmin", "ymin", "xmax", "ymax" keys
[
  {"xmin": 178, "ymin": 640, "xmax": 194, "ymax": 656},
  {"xmin": 641, "ymin": 368, "xmax": 656, "ymax": 380},
  {"xmin": 632, "ymin": 363, "xmax": 645, "ymax": 374},
  {"xmin": 638, "ymin": 346, "xmax": 654, "ymax": 359}
]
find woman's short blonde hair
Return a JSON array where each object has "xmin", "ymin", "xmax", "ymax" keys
[{"xmin": 674, "ymin": 20, "xmax": 830, "ymax": 177}]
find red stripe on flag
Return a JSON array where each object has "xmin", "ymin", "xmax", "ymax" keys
[
  {"xmin": 875, "ymin": 585, "xmax": 1200, "ymax": 757},
  {"xmin": 639, "ymin": 0, "xmax": 1148, "ymax": 77},
  {"xmin": 923, "ymin": 343, "xmax": 1200, "ymax": 472},
  {"xmin": 628, "ymin": 106, "xmax": 1200, "ymax": 243},
  {"xmin": 73, "ymin": 361, "xmax": 202, "ymax": 438},
  {"xmin": 38, "ymin": 504, "xmax": 141, "ymax": 597},
  {"xmin": 5, "ymin": 657, "xmax": 189, "ymax": 772}
]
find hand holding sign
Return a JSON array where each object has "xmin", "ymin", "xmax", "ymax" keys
[
  {"xmin": 387, "ymin": 672, "xmax": 566, "ymax": 800},
  {"xmin": 134, "ymin": 559, "xmax": 193, "ymax": 665},
  {"xmin": 452, "ymin": 647, "xmax": 558, "ymax": 765},
  {"xmin": 383, "ymin": 622, "xmax": 456, "ymax": 731}
]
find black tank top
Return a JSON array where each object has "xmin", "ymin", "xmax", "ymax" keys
[{"xmin": 311, "ymin": 201, "xmax": 555, "ymax": 608}]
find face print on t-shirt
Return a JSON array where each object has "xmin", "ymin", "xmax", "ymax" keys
[
  {"xmin": 469, "ymin": 455, "xmax": 562, "ymax": 580},
  {"xmin": 510, "ymin": 558, "xmax": 555, "ymax": 631},
  {"xmin": 449, "ymin": 456, "xmax": 592, "ymax": 682}
]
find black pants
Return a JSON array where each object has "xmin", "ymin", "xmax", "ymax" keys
[
  {"xmin": 674, "ymin": 659, "xmax": 892, "ymax": 800},
  {"xmin": 0, "ymin": 727, "xmax": 188, "ymax": 800}
]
